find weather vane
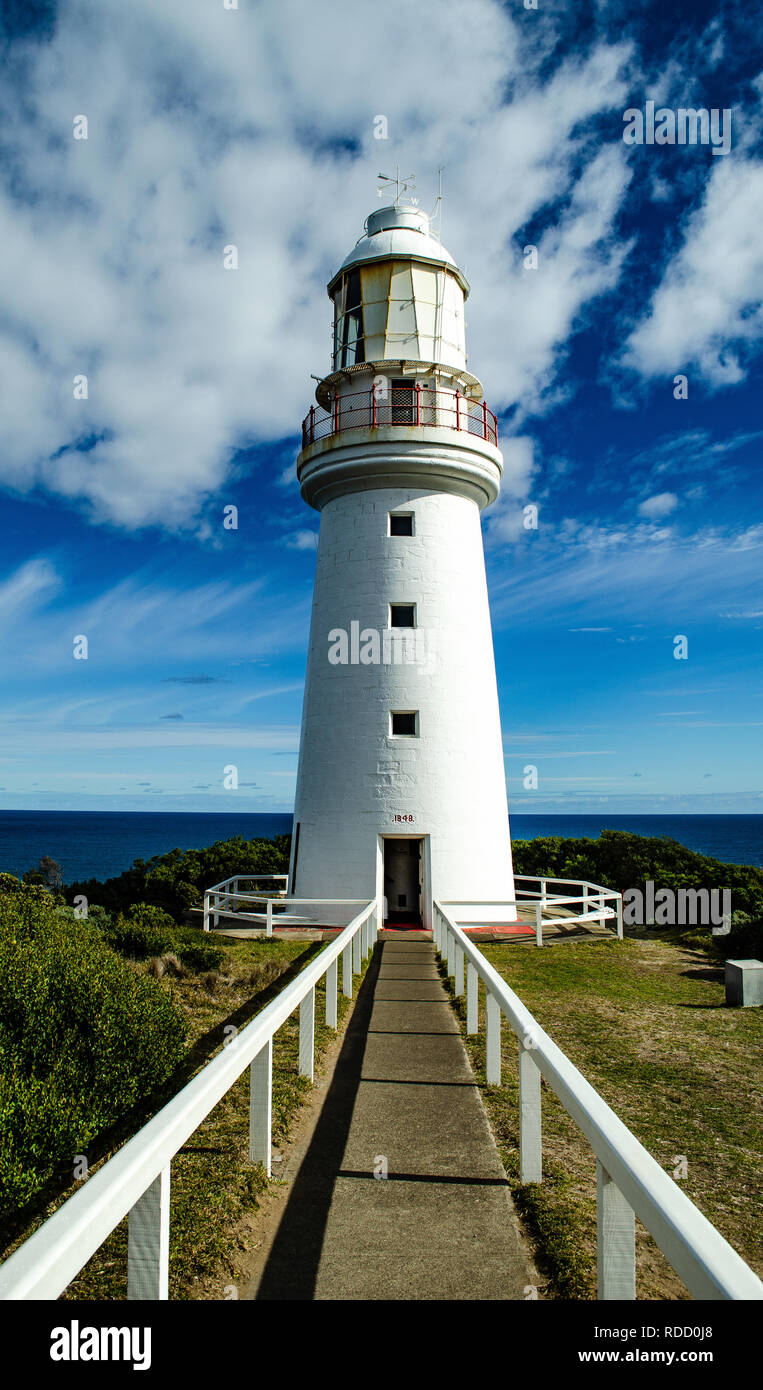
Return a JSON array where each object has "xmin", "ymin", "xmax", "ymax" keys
[{"xmin": 377, "ymin": 166, "xmax": 417, "ymax": 206}]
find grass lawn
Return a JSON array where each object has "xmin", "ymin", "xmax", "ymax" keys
[
  {"xmin": 445, "ymin": 931, "xmax": 762, "ymax": 1300},
  {"xmin": 3, "ymin": 933, "xmax": 365, "ymax": 1300}
]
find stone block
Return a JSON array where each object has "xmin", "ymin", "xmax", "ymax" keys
[{"xmin": 725, "ymin": 958, "xmax": 763, "ymax": 1007}]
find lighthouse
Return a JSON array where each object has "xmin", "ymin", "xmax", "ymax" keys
[{"xmin": 289, "ymin": 198, "xmax": 515, "ymax": 928}]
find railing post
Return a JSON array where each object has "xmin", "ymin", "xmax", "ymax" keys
[
  {"xmin": 299, "ymin": 986, "xmax": 315, "ymax": 1081},
  {"xmin": 519, "ymin": 1042, "xmax": 542, "ymax": 1183},
  {"xmin": 616, "ymin": 893, "xmax": 624, "ymax": 940},
  {"xmin": 326, "ymin": 958, "xmax": 338, "ymax": 1028},
  {"xmin": 482, "ymin": 398, "xmax": 488, "ymax": 440},
  {"xmin": 213, "ymin": 891, "xmax": 220, "ymax": 929},
  {"xmin": 454, "ymin": 943, "xmax": 464, "ymax": 997},
  {"xmin": 203, "ymin": 892, "xmax": 209, "ymax": 933},
  {"xmin": 486, "ymin": 993, "xmax": 501, "ymax": 1085},
  {"xmin": 127, "ymin": 1166, "xmax": 170, "ymax": 1301},
  {"xmin": 415, "ymin": 380, "xmax": 421, "ymax": 425},
  {"xmin": 353, "ymin": 925, "xmax": 361, "ymax": 975},
  {"xmin": 266, "ymin": 898, "xmax": 273, "ymax": 937},
  {"xmin": 343, "ymin": 941, "xmax": 353, "ymax": 997},
  {"xmin": 535, "ymin": 900, "xmax": 543, "ymax": 947},
  {"xmin": 333, "ymin": 391, "xmax": 339, "ymax": 433},
  {"xmin": 597, "ymin": 1160, "xmax": 636, "ymax": 1299},
  {"xmin": 371, "ymin": 387, "xmax": 377, "ymax": 427},
  {"xmin": 309, "ymin": 404, "xmax": 315, "ymax": 444},
  {"xmin": 445, "ymin": 926, "xmax": 453, "ymax": 977},
  {"xmin": 583, "ymin": 882, "xmax": 589, "ymax": 921},
  {"xmin": 455, "ymin": 388, "xmax": 461, "ymax": 431},
  {"xmin": 466, "ymin": 961, "xmax": 478, "ymax": 1034},
  {"xmin": 250, "ymin": 1038, "xmax": 273, "ymax": 1176}
]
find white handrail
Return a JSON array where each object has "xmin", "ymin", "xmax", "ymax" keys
[
  {"xmin": 0, "ymin": 897, "xmax": 380, "ymax": 1301},
  {"xmin": 433, "ymin": 899, "xmax": 763, "ymax": 1301}
]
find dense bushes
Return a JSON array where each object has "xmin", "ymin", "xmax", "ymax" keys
[
  {"xmin": 66, "ymin": 833, "xmax": 291, "ymax": 921},
  {"xmin": 103, "ymin": 907, "xmax": 226, "ymax": 972},
  {"xmin": 0, "ymin": 885, "xmax": 186, "ymax": 1219},
  {"xmin": 512, "ymin": 830, "xmax": 763, "ymax": 952}
]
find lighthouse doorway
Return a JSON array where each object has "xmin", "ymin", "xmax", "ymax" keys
[{"xmin": 383, "ymin": 837, "xmax": 422, "ymax": 924}]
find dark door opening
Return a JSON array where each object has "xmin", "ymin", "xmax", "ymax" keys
[{"xmin": 383, "ymin": 838, "xmax": 422, "ymax": 925}]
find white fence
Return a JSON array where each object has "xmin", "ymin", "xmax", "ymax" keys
[
  {"xmin": 203, "ymin": 874, "xmax": 288, "ymax": 932},
  {"xmin": 0, "ymin": 898, "xmax": 380, "ymax": 1301},
  {"xmin": 445, "ymin": 874, "xmax": 623, "ymax": 943},
  {"xmin": 433, "ymin": 899, "xmax": 763, "ymax": 1300}
]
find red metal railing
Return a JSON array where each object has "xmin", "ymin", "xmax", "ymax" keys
[{"xmin": 301, "ymin": 385, "xmax": 498, "ymax": 450}]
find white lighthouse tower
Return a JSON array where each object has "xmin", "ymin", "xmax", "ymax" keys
[{"xmin": 290, "ymin": 197, "xmax": 514, "ymax": 927}]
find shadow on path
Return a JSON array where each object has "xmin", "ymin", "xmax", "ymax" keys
[{"xmin": 255, "ymin": 944, "xmax": 382, "ymax": 1299}]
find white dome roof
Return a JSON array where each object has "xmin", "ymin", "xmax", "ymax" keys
[{"xmin": 328, "ymin": 204, "xmax": 469, "ymax": 296}]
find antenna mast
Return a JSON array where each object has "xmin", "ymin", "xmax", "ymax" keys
[{"xmin": 377, "ymin": 165, "xmax": 417, "ymax": 205}]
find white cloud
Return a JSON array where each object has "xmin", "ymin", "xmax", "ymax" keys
[
  {"xmin": 0, "ymin": 1, "xmax": 634, "ymax": 528},
  {"xmin": 623, "ymin": 154, "xmax": 763, "ymax": 386},
  {"xmin": 638, "ymin": 491, "xmax": 678, "ymax": 519}
]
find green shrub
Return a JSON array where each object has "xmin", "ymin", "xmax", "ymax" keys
[
  {"xmin": 127, "ymin": 902, "xmax": 176, "ymax": 933},
  {"xmin": 175, "ymin": 940, "xmax": 225, "ymax": 972},
  {"xmin": 512, "ymin": 831, "xmax": 763, "ymax": 920},
  {"xmin": 0, "ymin": 886, "xmax": 185, "ymax": 1219},
  {"xmin": 66, "ymin": 833, "xmax": 291, "ymax": 920},
  {"xmin": 104, "ymin": 914, "xmax": 225, "ymax": 972}
]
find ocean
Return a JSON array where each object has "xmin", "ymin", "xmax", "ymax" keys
[{"xmin": 0, "ymin": 810, "xmax": 761, "ymax": 882}]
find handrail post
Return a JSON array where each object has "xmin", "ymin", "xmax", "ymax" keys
[
  {"xmin": 213, "ymin": 891, "xmax": 220, "ymax": 929},
  {"xmin": 455, "ymin": 388, "xmax": 461, "ymax": 431},
  {"xmin": 519, "ymin": 1042, "xmax": 542, "ymax": 1183},
  {"xmin": 299, "ymin": 986, "xmax": 315, "ymax": 1081},
  {"xmin": 353, "ymin": 924, "xmax": 361, "ymax": 975},
  {"xmin": 203, "ymin": 892, "xmax": 209, "ymax": 934},
  {"xmin": 326, "ymin": 958, "xmax": 338, "ymax": 1028},
  {"xmin": 482, "ymin": 398, "xmax": 488, "ymax": 440},
  {"xmin": 454, "ymin": 943, "xmax": 464, "ymax": 997},
  {"xmin": 616, "ymin": 893, "xmax": 624, "ymax": 940},
  {"xmin": 597, "ymin": 1160, "xmax": 636, "ymax": 1299},
  {"xmin": 415, "ymin": 380, "xmax": 421, "ymax": 426},
  {"xmin": 333, "ymin": 390, "xmax": 339, "ymax": 434},
  {"xmin": 309, "ymin": 404, "xmax": 315, "ymax": 444},
  {"xmin": 583, "ymin": 882, "xmax": 589, "ymax": 921},
  {"xmin": 466, "ymin": 960, "xmax": 478, "ymax": 1034},
  {"xmin": 486, "ymin": 993, "xmax": 501, "ymax": 1085},
  {"xmin": 535, "ymin": 900, "xmax": 543, "ymax": 947},
  {"xmin": 343, "ymin": 941, "xmax": 353, "ymax": 997},
  {"xmin": 266, "ymin": 898, "xmax": 273, "ymax": 937},
  {"xmin": 250, "ymin": 1038, "xmax": 273, "ymax": 1176},
  {"xmin": 127, "ymin": 1166, "xmax": 170, "ymax": 1301}
]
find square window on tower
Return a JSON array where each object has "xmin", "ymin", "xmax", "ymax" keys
[
  {"xmin": 391, "ymin": 711, "xmax": 418, "ymax": 737},
  {"xmin": 389, "ymin": 512, "xmax": 414, "ymax": 536},
  {"xmin": 390, "ymin": 603, "xmax": 416, "ymax": 628}
]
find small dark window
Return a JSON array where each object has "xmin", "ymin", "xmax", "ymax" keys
[
  {"xmin": 390, "ymin": 604, "xmax": 415, "ymax": 628},
  {"xmin": 391, "ymin": 711, "xmax": 417, "ymax": 736},
  {"xmin": 391, "ymin": 377, "xmax": 414, "ymax": 424},
  {"xmin": 389, "ymin": 513, "xmax": 413, "ymax": 536}
]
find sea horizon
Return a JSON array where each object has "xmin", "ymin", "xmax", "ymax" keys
[{"xmin": 0, "ymin": 808, "xmax": 761, "ymax": 882}]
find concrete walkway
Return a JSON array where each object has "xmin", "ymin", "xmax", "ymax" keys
[{"xmin": 249, "ymin": 938, "xmax": 537, "ymax": 1300}]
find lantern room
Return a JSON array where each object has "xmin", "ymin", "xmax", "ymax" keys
[{"xmin": 327, "ymin": 204, "xmax": 469, "ymax": 374}]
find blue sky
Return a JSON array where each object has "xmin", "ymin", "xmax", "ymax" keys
[{"xmin": 0, "ymin": 0, "xmax": 761, "ymax": 815}]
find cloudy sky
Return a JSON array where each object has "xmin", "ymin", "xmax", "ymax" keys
[{"xmin": 1, "ymin": 0, "xmax": 761, "ymax": 815}]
